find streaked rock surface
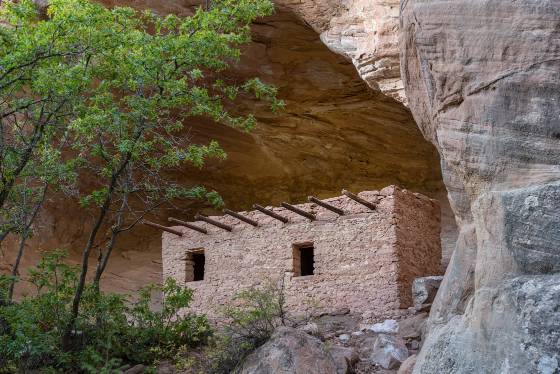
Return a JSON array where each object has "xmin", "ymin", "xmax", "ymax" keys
[{"xmin": 400, "ymin": 1, "xmax": 560, "ymax": 372}]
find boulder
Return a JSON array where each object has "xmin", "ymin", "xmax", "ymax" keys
[
  {"xmin": 412, "ymin": 276, "xmax": 443, "ymax": 311},
  {"xmin": 123, "ymin": 364, "xmax": 145, "ymax": 374},
  {"xmin": 329, "ymin": 346, "xmax": 359, "ymax": 374},
  {"xmin": 414, "ymin": 275, "xmax": 560, "ymax": 374},
  {"xmin": 314, "ymin": 313, "xmax": 360, "ymax": 338},
  {"xmin": 301, "ymin": 322, "xmax": 319, "ymax": 336},
  {"xmin": 238, "ymin": 327, "xmax": 338, "ymax": 374},
  {"xmin": 397, "ymin": 354, "xmax": 417, "ymax": 374},
  {"xmin": 370, "ymin": 334, "xmax": 409, "ymax": 369},
  {"xmin": 369, "ymin": 319, "xmax": 399, "ymax": 334},
  {"xmin": 398, "ymin": 313, "xmax": 428, "ymax": 340}
]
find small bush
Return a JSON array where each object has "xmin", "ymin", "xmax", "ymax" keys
[
  {"xmin": 0, "ymin": 251, "xmax": 211, "ymax": 373},
  {"xmin": 222, "ymin": 282, "xmax": 286, "ymax": 346},
  {"xmin": 194, "ymin": 280, "xmax": 301, "ymax": 374}
]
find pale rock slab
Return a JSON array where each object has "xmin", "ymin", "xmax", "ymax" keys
[
  {"xmin": 338, "ymin": 334, "xmax": 351, "ymax": 343},
  {"xmin": 371, "ymin": 333, "xmax": 409, "ymax": 369},
  {"xmin": 369, "ymin": 319, "xmax": 399, "ymax": 334},
  {"xmin": 400, "ymin": 1, "xmax": 560, "ymax": 372}
]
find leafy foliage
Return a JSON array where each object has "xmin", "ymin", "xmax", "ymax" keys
[
  {"xmin": 192, "ymin": 281, "xmax": 293, "ymax": 373},
  {"xmin": 1, "ymin": 0, "xmax": 283, "ymax": 345},
  {"xmin": 0, "ymin": 0, "xmax": 282, "ymax": 239},
  {"xmin": 0, "ymin": 0, "xmax": 284, "ymax": 370},
  {"xmin": 0, "ymin": 0, "xmax": 99, "ymax": 212},
  {"xmin": 53, "ymin": 0, "xmax": 283, "ymax": 216},
  {"xmin": 221, "ymin": 282, "xmax": 287, "ymax": 346},
  {"xmin": 0, "ymin": 251, "xmax": 210, "ymax": 373}
]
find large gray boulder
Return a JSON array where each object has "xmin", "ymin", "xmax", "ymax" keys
[
  {"xmin": 238, "ymin": 327, "xmax": 338, "ymax": 374},
  {"xmin": 398, "ymin": 354, "xmax": 417, "ymax": 374},
  {"xmin": 400, "ymin": 0, "xmax": 560, "ymax": 372},
  {"xmin": 418, "ymin": 275, "xmax": 560, "ymax": 373}
]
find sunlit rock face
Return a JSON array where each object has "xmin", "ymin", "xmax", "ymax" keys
[
  {"xmin": 278, "ymin": 0, "xmax": 405, "ymax": 103},
  {"xmin": 401, "ymin": 1, "xmax": 560, "ymax": 372},
  {"xmin": 1, "ymin": 1, "xmax": 453, "ymax": 297}
]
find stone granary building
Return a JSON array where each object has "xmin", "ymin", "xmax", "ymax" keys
[{"xmin": 162, "ymin": 186, "xmax": 441, "ymax": 322}]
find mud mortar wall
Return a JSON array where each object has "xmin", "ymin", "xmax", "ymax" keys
[{"xmin": 163, "ymin": 186, "xmax": 441, "ymax": 322}]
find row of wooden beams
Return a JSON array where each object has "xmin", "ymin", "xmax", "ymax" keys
[
  {"xmin": 253, "ymin": 204, "xmax": 288, "ymax": 223},
  {"xmin": 223, "ymin": 208, "xmax": 259, "ymax": 226},
  {"xmin": 195, "ymin": 213, "xmax": 232, "ymax": 232},
  {"xmin": 168, "ymin": 217, "xmax": 207, "ymax": 234},
  {"xmin": 143, "ymin": 189, "xmax": 377, "ymax": 236}
]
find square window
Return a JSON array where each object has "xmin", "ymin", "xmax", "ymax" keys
[
  {"xmin": 293, "ymin": 243, "xmax": 314, "ymax": 276},
  {"xmin": 186, "ymin": 249, "xmax": 205, "ymax": 282}
]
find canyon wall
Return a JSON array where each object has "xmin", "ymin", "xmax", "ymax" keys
[
  {"xmin": 400, "ymin": 1, "xmax": 560, "ymax": 372},
  {"xmin": 278, "ymin": 0, "xmax": 405, "ymax": 103},
  {"xmin": 3, "ymin": 1, "xmax": 557, "ymax": 372},
  {"xmin": 2, "ymin": 0, "xmax": 453, "ymax": 298}
]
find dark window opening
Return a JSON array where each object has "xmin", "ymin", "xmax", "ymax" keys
[
  {"xmin": 186, "ymin": 249, "xmax": 205, "ymax": 282},
  {"xmin": 300, "ymin": 247, "xmax": 314, "ymax": 276},
  {"xmin": 193, "ymin": 253, "xmax": 205, "ymax": 281},
  {"xmin": 293, "ymin": 243, "xmax": 314, "ymax": 276}
]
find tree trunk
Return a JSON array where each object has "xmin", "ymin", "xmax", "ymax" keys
[
  {"xmin": 0, "ymin": 230, "xmax": 10, "ymax": 246},
  {"xmin": 62, "ymin": 155, "xmax": 132, "ymax": 349},
  {"xmin": 62, "ymin": 181, "xmax": 116, "ymax": 349},
  {"xmin": 93, "ymin": 178, "xmax": 130, "ymax": 289},
  {"xmin": 7, "ymin": 183, "xmax": 48, "ymax": 301}
]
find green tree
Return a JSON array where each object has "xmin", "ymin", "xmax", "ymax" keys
[
  {"xmin": 1, "ymin": 0, "xmax": 282, "ymax": 349},
  {"xmin": 0, "ymin": 0, "xmax": 102, "ymax": 213},
  {"xmin": 0, "ymin": 0, "xmax": 115, "ymax": 301}
]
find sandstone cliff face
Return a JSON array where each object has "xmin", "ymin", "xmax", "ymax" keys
[
  {"xmin": 279, "ymin": 0, "xmax": 405, "ymax": 103},
  {"xmin": 5, "ymin": 1, "xmax": 557, "ymax": 372},
  {"xmin": 400, "ymin": 1, "xmax": 560, "ymax": 372},
  {"xmin": 1, "ymin": 1, "xmax": 452, "ymax": 297}
]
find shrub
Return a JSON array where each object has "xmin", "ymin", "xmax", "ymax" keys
[
  {"xmin": 195, "ymin": 280, "xmax": 300, "ymax": 374},
  {"xmin": 0, "ymin": 251, "xmax": 210, "ymax": 373},
  {"xmin": 221, "ymin": 282, "xmax": 287, "ymax": 347}
]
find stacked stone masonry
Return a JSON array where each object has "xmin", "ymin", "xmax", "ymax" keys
[{"xmin": 162, "ymin": 186, "xmax": 441, "ymax": 322}]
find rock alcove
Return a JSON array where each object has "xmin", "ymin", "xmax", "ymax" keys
[{"xmin": 1, "ymin": 0, "xmax": 455, "ymax": 299}]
